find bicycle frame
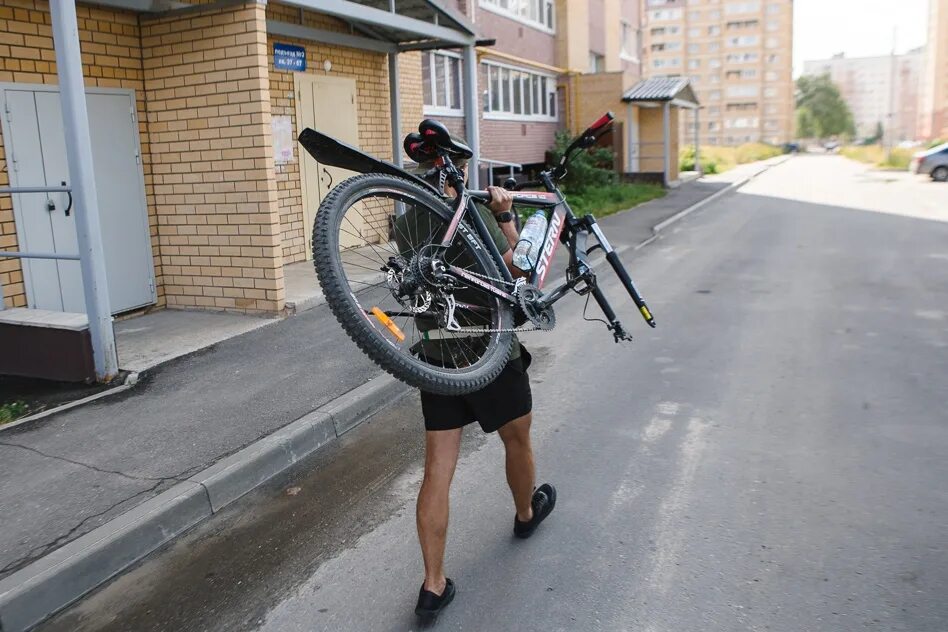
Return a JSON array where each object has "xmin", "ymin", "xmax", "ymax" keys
[{"xmin": 435, "ymin": 159, "xmax": 656, "ymax": 340}]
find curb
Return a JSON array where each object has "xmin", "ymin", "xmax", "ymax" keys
[
  {"xmin": 0, "ymin": 375, "xmax": 408, "ymax": 632},
  {"xmin": 651, "ymin": 155, "xmax": 791, "ymax": 234}
]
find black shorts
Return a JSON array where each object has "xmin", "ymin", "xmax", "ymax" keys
[{"xmin": 420, "ymin": 346, "xmax": 533, "ymax": 433}]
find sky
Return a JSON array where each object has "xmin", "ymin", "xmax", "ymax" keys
[{"xmin": 793, "ymin": 0, "xmax": 930, "ymax": 76}]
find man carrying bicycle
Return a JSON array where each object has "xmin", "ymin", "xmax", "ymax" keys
[{"xmin": 395, "ymin": 153, "xmax": 557, "ymax": 619}]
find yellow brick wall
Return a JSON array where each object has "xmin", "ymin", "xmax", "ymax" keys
[
  {"xmin": 0, "ymin": 0, "xmax": 159, "ymax": 309},
  {"xmin": 266, "ymin": 3, "xmax": 395, "ymax": 264},
  {"xmin": 142, "ymin": 1, "xmax": 284, "ymax": 312},
  {"xmin": 398, "ymin": 51, "xmax": 424, "ymax": 142}
]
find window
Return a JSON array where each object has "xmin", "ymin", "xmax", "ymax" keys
[
  {"xmin": 764, "ymin": 104, "xmax": 777, "ymax": 114},
  {"xmin": 483, "ymin": 62, "xmax": 557, "ymax": 120},
  {"xmin": 709, "ymin": 90, "xmax": 722, "ymax": 100},
  {"xmin": 726, "ymin": 52, "xmax": 759, "ymax": 63},
  {"xmin": 709, "ymin": 106, "xmax": 720, "ymax": 115},
  {"xmin": 589, "ymin": 52, "xmax": 605, "ymax": 72},
  {"xmin": 725, "ymin": 117, "xmax": 758, "ymax": 128},
  {"xmin": 647, "ymin": 0, "xmax": 672, "ymax": 4},
  {"xmin": 650, "ymin": 8, "xmax": 683, "ymax": 20},
  {"xmin": 652, "ymin": 41, "xmax": 681, "ymax": 51},
  {"xmin": 480, "ymin": 0, "xmax": 555, "ymax": 31},
  {"xmin": 766, "ymin": 19, "xmax": 779, "ymax": 31},
  {"xmin": 422, "ymin": 51, "xmax": 463, "ymax": 115},
  {"xmin": 765, "ymin": 71, "xmax": 777, "ymax": 81},
  {"xmin": 688, "ymin": 43, "xmax": 701, "ymax": 53},
  {"xmin": 709, "ymin": 58, "xmax": 722, "ymax": 68},
  {"xmin": 708, "ymin": 25, "xmax": 721, "ymax": 35},
  {"xmin": 726, "ymin": 1, "xmax": 760, "ymax": 13},
  {"xmin": 765, "ymin": 37, "xmax": 779, "ymax": 48},
  {"xmin": 764, "ymin": 86, "xmax": 777, "ymax": 97},
  {"xmin": 708, "ymin": 41, "xmax": 720, "ymax": 51},
  {"xmin": 765, "ymin": 119, "xmax": 779, "ymax": 130},
  {"xmin": 689, "ymin": 10, "xmax": 701, "ymax": 20},
  {"xmin": 709, "ymin": 73, "xmax": 721, "ymax": 83},
  {"xmin": 766, "ymin": 2, "xmax": 781, "ymax": 13},
  {"xmin": 727, "ymin": 85, "xmax": 759, "ymax": 97},
  {"xmin": 690, "ymin": 74, "xmax": 702, "ymax": 84},
  {"xmin": 726, "ymin": 35, "xmax": 759, "ymax": 47},
  {"xmin": 689, "ymin": 58, "xmax": 701, "ymax": 69},
  {"xmin": 766, "ymin": 54, "xmax": 779, "ymax": 64},
  {"xmin": 652, "ymin": 57, "xmax": 681, "ymax": 68},
  {"xmin": 688, "ymin": 27, "xmax": 700, "ymax": 36},
  {"xmin": 708, "ymin": 121, "xmax": 719, "ymax": 130}
]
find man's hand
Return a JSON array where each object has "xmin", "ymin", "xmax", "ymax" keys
[{"xmin": 487, "ymin": 185, "xmax": 513, "ymax": 215}]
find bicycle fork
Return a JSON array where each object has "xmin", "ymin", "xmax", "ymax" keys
[{"xmin": 571, "ymin": 215, "xmax": 657, "ymax": 342}]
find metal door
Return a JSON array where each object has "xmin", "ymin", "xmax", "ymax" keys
[
  {"xmin": 1, "ymin": 85, "xmax": 155, "ymax": 313},
  {"xmin": 295, "ymin": 74, "xmax": 365, "ymax": 251}
]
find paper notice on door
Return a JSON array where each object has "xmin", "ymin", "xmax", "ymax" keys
[{"xmin": 272, "ymin": 115, "xmax": 294, "ymax": 164}]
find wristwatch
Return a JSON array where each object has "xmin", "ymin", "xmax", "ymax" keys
[{"xmin": 494, "ymin": 211, "xmax": 514, "ymax": 224}]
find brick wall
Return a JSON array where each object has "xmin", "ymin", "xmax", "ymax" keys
[
  {"xmin": 0, "ymin": 0, "xmax": 158, "ymax": 309},
  {"xmin": 141, "ymin": 1, "xmax": 284, "ymax": 313},
  {"xmin": 398, "ymin": 51, "xmax": 424, "ymax": 143},
  {"xmin": 266, "ymin": 3, "xmax": 394, "ymax": 264}
]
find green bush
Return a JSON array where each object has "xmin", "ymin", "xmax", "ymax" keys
[
  {"xmin": 927, "ymin": 138, "xmax": 946, "ymax": 149},
  {"xmin": 548, "ymin": 131, "xmax": 616, "ymax": 194},
  {"xmin": 679, "ymin": 143, "xmax": 778, "ymax": 174},
  {"xmin": 841, "ymin": 145, "xmax": 913, "ymax": 170},
  {"xmin": 562, "ymin": 183, "xmax": 666, "ymax": 219},
  {"xmin": 679, "ymin": 146, "xmax": 719, "ymax": 174}
]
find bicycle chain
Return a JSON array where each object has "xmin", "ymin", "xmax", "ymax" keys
[{"xmin": 443, "ymin": 279, "xmax": 555, "ymax": 335}]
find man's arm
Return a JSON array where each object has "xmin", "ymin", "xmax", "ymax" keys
[{"xmin": 486, "ymin": 186, "xmax": 528, "ymax": 279}]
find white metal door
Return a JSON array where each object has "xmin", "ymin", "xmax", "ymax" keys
[
  {"xmin": 1, "ymin": 86, "xmax": 155, "ymax": 313},
  {"xmin": 296, "ymin": 74, "xmax": 365, "ymax": 252}
]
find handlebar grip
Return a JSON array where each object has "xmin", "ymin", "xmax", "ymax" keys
[{"xmin": 586, "ymin": 112, "xmax": 615, "ymax": 135}]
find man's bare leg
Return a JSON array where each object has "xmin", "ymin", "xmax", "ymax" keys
[
  {"xmin": 417, "ymin": 427, "xmax": 463, "ymax": 595},
  {"xmin": 497, "ymin": 413, "xmax": 535, "ymax": 522}
]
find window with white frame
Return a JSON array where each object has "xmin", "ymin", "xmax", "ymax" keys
[
  {"xmin": 766, "ymin": 19, "xmax": 779, "ymax": 31},
  {"xmin": 764, "ymin": 86, "xmax": 777, "ymax": 97},
  {"xmin": 765, "ymin": 70, "xmax": 777, "ymax": 81},
  {"xmin": 709, "ymin": 90, "xmax": 722, "ymax": 100},
  {"xmin": 589, "ymin": 52, "xmax": 605, "ymax": 72},
  {"xmin": 650, "ymin": 8, "xmax": 683, "ymax": 20},
  {"xmin": 727, "ymin": 85, "xmax": 759, "ymax": 97},
  {"xmin": 726, "ymin": 1, "xmax": 760, "ymax": 13},
  {"xmin": 689, "ymin": 58, "xmax": 701, "ymax": 69},
  {"xmin": 708, "ymin": 41, "xmax": 721, "ymax": 51},
  {"xmin": 652, "ymin": 57, "xmax": 681, "ymax": 68},
  {"xmin": 688, "ymin": 43, "xmax": 701, "ymax": 53},
  {"xmin": 765, "ymin": 37, "xmax": 779, "ymax": 48},
  {"xmin": 708, "ymin": 25, "xmax": 721, "ymax": 35},
  {"xmin": 766, "ymin": 2, "xmax": 781, "ymax": 13},
  {"xmin": 422, "ymin": 51, "xmax": 463, "ymax": 115},
  {"xmin": 766, "ymin": 54, "xmax": 779, "ymax": 64},
  {"xmin": 480, "ymin": 0, "xmax": 555, "ymax": 31},
  {"xmin": 726, "ymin": 35, "xmax": 759, "ymax": 47},
  {"xmin": 709, "ymin": 58, "xmax": 722, "ymax": 68},
  {"xmin": 688, "ymin": 27, "xmax": 700, "ymax": 36},
  {"xmin": 483, "ymin": 62, "xmax": 557, "ymax": 120}
]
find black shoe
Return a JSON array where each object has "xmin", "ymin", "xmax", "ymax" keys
[
  {"xmin": 415, "ymin": 578, "xmax": 456, "ymax": 618},
  {"xmin": 513, "ymin": 483, "xmax": 557, "ymax": 539}
]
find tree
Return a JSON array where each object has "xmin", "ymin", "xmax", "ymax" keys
[
  {"xmin": 795, "ymin": 106, "xmax": 817, "ymax": 139},
  {"xmin": 794, "ymin": 74, "xmax": 856, "ymax": 140}
]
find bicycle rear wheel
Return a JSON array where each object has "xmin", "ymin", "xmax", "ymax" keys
[{"xmin": 312, "ymin": 173, "xmax": 514, "ymax": 396}]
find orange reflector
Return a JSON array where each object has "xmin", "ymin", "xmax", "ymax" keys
[{"xmin": 370, "ymin": 307, "xmax": 406, "ymax": 342}]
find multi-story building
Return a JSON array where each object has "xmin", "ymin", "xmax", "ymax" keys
[
  {"xmin": 919, "ymin": 0, "xmax": 948, "ymax": 140},
  {"xmin": 802, "ymin": 50, "xmax": 924, "ymax": 142},
  {"xmin": 641, "ymin": 0, "xmax": 794, "ymax": 146},
  {"xmin": 404, "ymin": 0, "xmax": 563, "ymax": 183}
]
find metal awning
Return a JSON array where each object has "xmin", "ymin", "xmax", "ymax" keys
[
  {"xmin": 622, "ymin": 77, "xmax": 700, "ymax": 110},
  {"xmin": 271, "ymin": 0, "xmax": 479, "ymax": 52}
]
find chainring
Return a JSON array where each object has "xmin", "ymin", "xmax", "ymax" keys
[{"xmin": 517, "ymin": 283, "xmax": 556, "ymax": 331}]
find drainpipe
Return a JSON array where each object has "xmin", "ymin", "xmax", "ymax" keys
[
  {"xmin": 662, "ymin": 101, "xmax": 671, "ymax": 188},
  {"xmin": 462, "ymin": 44, "xmax": 480, "ymax": 189},
  {"xmin": 50, "ymin": 0, "xmax": 118, "ymax": 382}
]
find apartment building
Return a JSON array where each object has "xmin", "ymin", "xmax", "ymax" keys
[
  {"xmin": 406, "ymin": 0, "xmax": 562, "ymax": 182},
  {"xmin": 642, "ymin": 0, "xmax": 794, "ymax": 145},
  {"xmin": 919, "ymin": 0, "xmax": 948, "ymax": 140},
  {"xmin": 803, "ymin": 50, "xmax": 924, "ymax": 142}
]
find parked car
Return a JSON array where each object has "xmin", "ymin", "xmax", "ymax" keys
[{"xmin": 912, "ymin": 143, "xmax": 948, "ymax": 182}]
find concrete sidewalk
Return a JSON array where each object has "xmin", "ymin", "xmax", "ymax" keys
[{"xmin": 0, "ymin": 155, "xmax": 789, "ymax": 632}]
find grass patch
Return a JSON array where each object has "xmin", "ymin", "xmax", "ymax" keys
[
  {"xmin": 840, "ymin": 145, "xmax": 913, "ymax": 170},
  {"xmin": 0, "ymin": 401, "xmax": 30, "ymax": 426},
  {"xmin": 680, "ymin": 143, "xmax": 783, "ymax": 174},
  {"xmin": 560, "ymin": 183, "xmax": 666, "ymax": 219}
]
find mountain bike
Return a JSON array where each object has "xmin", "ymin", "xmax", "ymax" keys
[{"xmin": 298, "ymin": 113, "xmax": 655, "ymax": 396}]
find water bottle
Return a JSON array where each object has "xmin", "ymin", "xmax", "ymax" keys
[{"xmin": 512, "ymin": 211, "xmax": 548, "ymax": 271}]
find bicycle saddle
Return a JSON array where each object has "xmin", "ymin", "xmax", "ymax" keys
[{"xmin": 405, "ymin": 119, "xmax": 474, "ymax": 163}]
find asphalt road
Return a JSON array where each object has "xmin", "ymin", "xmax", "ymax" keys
[{"xmin": 45, "ymin": 156, "xmax": 948, "ymax": 632}]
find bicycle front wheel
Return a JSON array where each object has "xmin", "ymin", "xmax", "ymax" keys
[{"xmin": 312, "ymin": 173, "xmax": 514, "ymax": 396}]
